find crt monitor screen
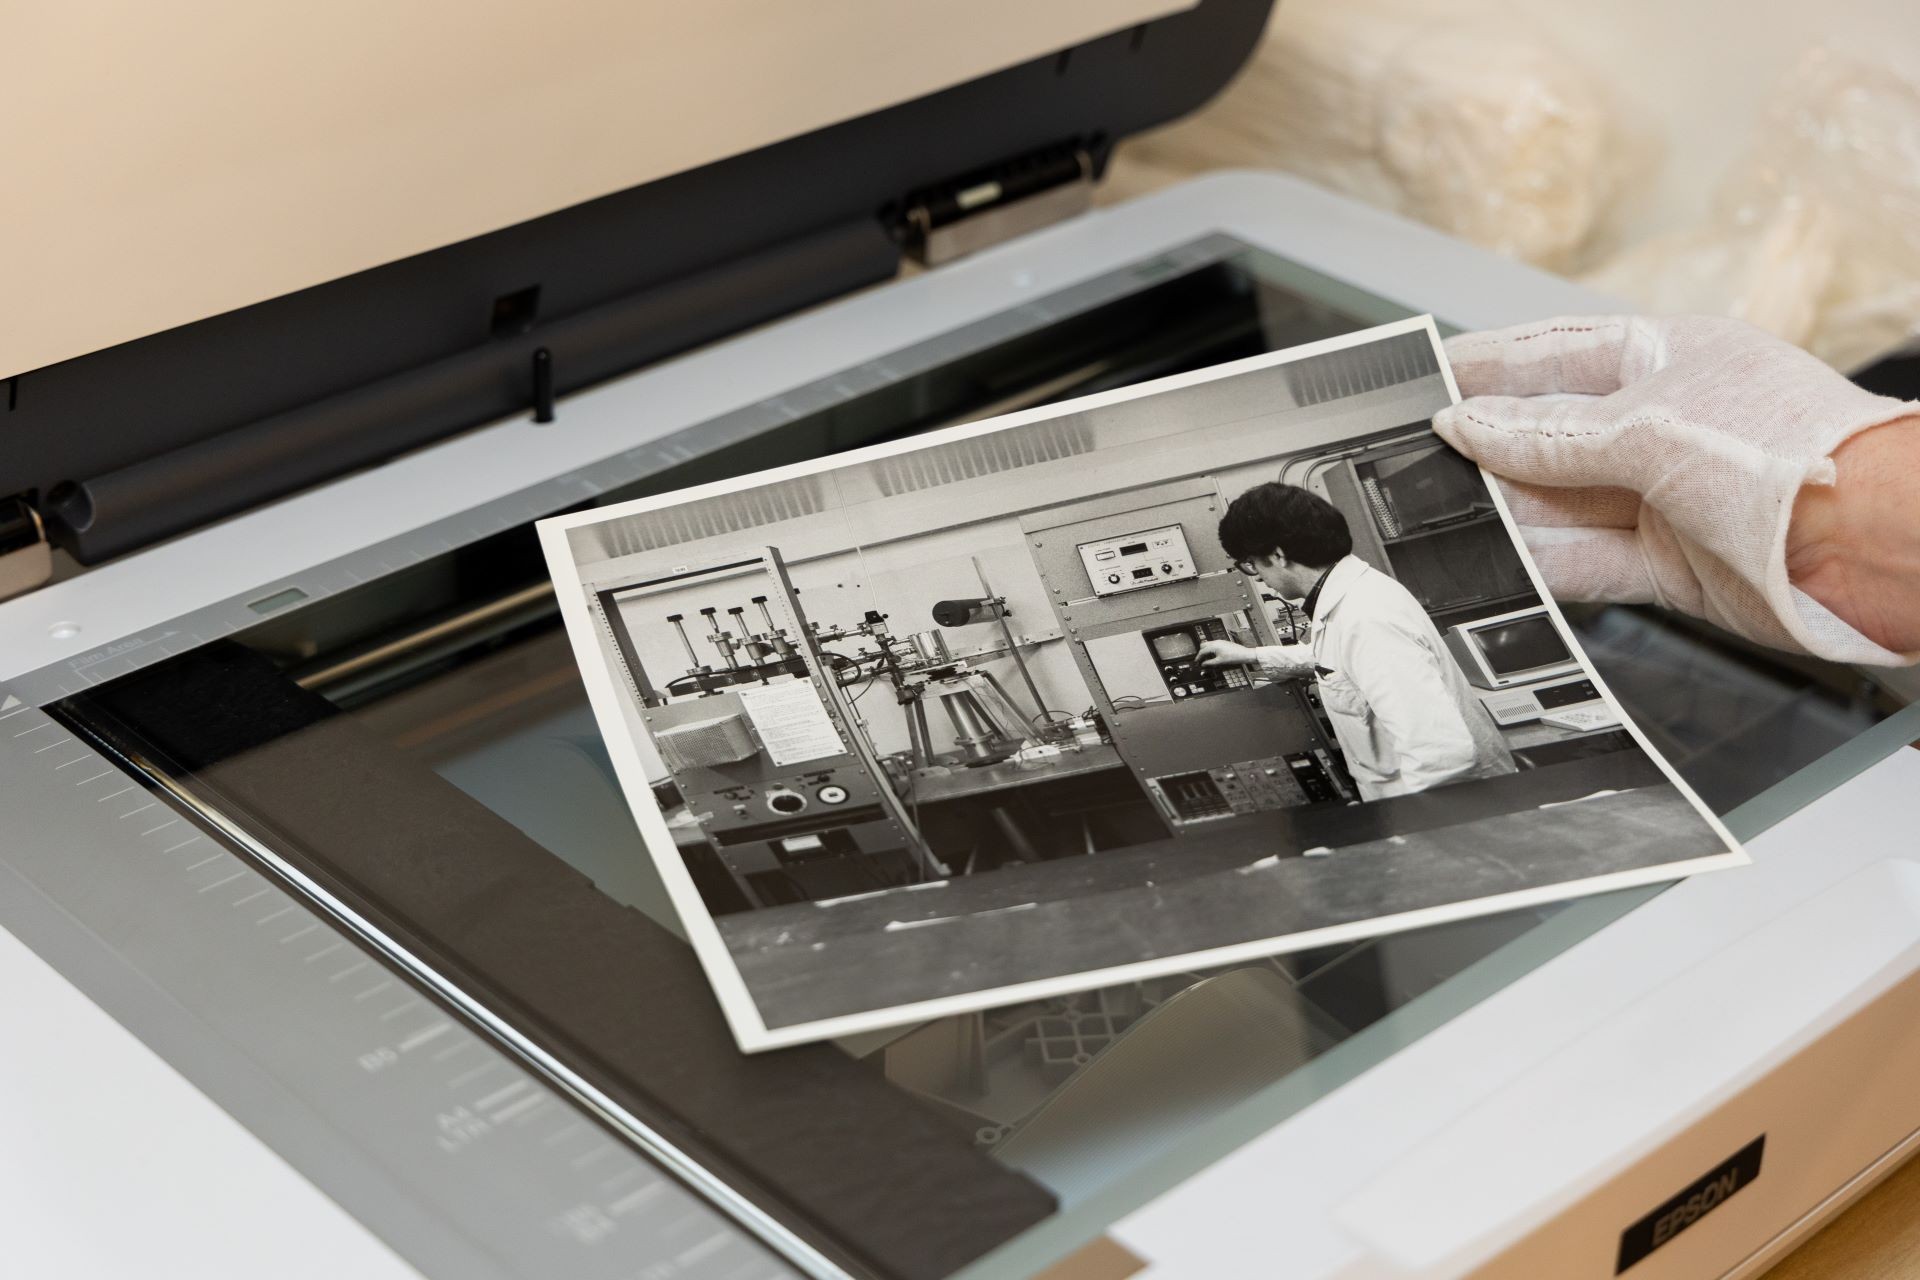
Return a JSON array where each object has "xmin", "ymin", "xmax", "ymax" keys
[
  {"xmin": 1150, "ymin": 631, "xmax": 1200, "ymax": 662},
  {"xmin": 1475, "ymin": 614, "xmax": 1570, "ymax": 676}
]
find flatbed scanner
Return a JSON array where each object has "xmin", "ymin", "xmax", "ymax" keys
[{"xmin": 5, "ymin": 4, "xmax": 1920, "ymax": 1278}]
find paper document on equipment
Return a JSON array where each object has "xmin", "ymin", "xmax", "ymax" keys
[{"xmin": 738, "ymin": 682, "xmax": 844, "ymax": 767}]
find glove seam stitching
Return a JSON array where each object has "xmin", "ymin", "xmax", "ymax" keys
[
  {"xmin": 1455, "ymin": 408, "xmax": 1611, "ymax": 440},
  {"xmin": 1454, "ymin": 409, "xmax": 1825, "ymax": 472},
  {"xmin": 1505, "ymin": 323, "xmax": 1620, "ymax": 343},
  {"xmin": 1451, "ymin": 321, "xmax": 1624, "ymax": 366}
]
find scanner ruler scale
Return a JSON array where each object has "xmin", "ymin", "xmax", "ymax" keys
[{"xmin": 0, "ymin": 695, "xmax": 801, "ymax": 1280}]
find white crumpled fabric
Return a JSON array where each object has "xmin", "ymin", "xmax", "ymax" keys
[
  {"xmin": 1435, "ymin": 315, "xmax": 1920, "ymax": 667},
  {"xmin": 1127, "ymin": 0, "xmax": 1625, "ymax": 270},
  {"xmin": 1267, "ymin": 3, "xmax": 1621, "ymax": 269},
  {"xmin": 1581, "ymin": 48, "xmax": 1920, "ymax": 370}
]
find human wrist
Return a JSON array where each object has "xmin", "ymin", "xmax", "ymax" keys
[
  {"xmin": 1254, "ymin": 644, "xmax": 1307, "ymax": 676},
  {"xmin": 1787, "ymin": 414, "xmax": 1920, "ymax": 655}
]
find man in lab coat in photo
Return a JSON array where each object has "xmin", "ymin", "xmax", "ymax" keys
[{"xmin": 1196, "ymin": 482, "xmax": 1515, "ymax": 801}]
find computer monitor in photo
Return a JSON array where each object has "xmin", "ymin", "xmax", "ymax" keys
[{"xmin": 1446, "ymin": 607, "xmax": 1582, "ymax": 690}]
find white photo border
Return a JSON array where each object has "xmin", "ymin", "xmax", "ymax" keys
[{"xmin": 538, "ymin": 315, "xmax": 1748, "ymax": 1053}]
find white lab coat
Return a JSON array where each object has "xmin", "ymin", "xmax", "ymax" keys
[{"xmin": 1256, "ymin": 556, "xmax": 1515, "ymax": 801}]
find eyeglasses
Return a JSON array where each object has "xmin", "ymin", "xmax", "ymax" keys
[{"xmin": 1235, "ymin": 554, "xmax": 1278, "ymax": 577}]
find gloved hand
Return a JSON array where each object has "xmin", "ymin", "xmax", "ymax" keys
[{"xmin": 1434, "ymin": 315, "xmax": 1920, "ymax": 666}]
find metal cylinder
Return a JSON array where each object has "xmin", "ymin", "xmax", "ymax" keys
[
  {"xmin": 941, "ymin": 690, "xmax": 1004, "ymax": 763},
  {"xmin": 665, "ymin": 613, "xmax": 704, "ymax": 671},
  {"xmin": 907, "ymin": 630, "xmax": 951, "ymax": 664},
  {"xmin": 701, "ymin": 608, "xmax": 739, "ymax": 668},
  {"xmin": 931, "ymin": 597, "xmax": 1005, "ymax": 628}
]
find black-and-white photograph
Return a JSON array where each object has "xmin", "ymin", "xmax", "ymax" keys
[{"xmin": 541, "ymin": 318, "xmax": 1743, "ymax": 1051}]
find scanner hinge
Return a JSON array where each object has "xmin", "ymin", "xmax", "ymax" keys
[
  {"xmin": 0, "ymin": 497, "xmax": 54, "ymax": 602},
  {"xmin": 901, "ymin": 143, "xmax": 1095, "ymax": 267}
]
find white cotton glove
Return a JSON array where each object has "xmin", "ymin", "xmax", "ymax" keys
[{"xmin": 1433, "ymin": 316, "xmax": 1920, "ymax": 667}]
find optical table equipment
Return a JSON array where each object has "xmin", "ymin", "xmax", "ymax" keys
[{"xmin": 5, "ymin": 3, "xmax": 1920, "ymax": 1279}]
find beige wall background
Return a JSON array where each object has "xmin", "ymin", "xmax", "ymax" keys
[{"xmin": 3, "ymin": 1, "xmax": 1185, "ymax": 378}]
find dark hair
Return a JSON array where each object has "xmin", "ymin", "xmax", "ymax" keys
[{"xmin": 1217, "ymin": 482, "xmax": 1352, "ymax": 569}]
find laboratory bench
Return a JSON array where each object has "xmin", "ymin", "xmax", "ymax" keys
[
  {"xmin": 717, "ymin": 747, "xmax": 1698, "ymax": 1031},
  {"xmin": 905, "ymin": 743, "xmax": 1127, "ymax": 805},
  {"xmin": 668, "ymin": 720, "xmax": 1628, "ymax": 879}
]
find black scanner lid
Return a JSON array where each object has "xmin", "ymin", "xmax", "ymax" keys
[{"xmin": 5, "ymin": 0, "xmax": 1273, "ymax": 564}]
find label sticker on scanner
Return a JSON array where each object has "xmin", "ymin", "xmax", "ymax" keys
[{"xmin": 1616, "ymin": 1136, "xmax": 1764, "ymax": 1273}]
